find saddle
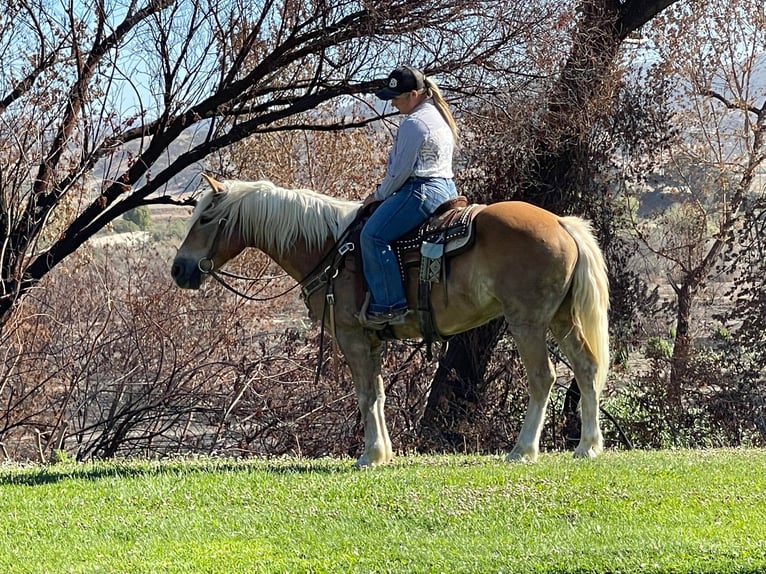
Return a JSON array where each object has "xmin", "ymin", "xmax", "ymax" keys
[
  {"xmin": 351, "ymin": 196, "xmax": 486, "ymax": 355},
  {"xmin": 393, "ymin": 197, "xmax": 484, "ymax": 280}
]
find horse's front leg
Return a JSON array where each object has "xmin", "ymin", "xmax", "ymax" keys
[{"xmin": 335, "ymin": 328, "xmax": 393, "ymax": 467}]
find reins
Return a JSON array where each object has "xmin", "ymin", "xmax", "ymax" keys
[
  {"xmin": 206, "ymin": 266, "xmax": 302, "ymax": 302},
  {"xmin": 197, "ymin": 217, "xmax": 302, "ymax": 302}
]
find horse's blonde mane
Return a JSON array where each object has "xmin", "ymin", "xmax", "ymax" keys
[{"xmin": 192, "ymin": 179, "xmax": 360, "ymax": 257}]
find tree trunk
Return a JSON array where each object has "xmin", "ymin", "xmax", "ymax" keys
[{"xmin": 421, "ymin": 318, "xmax": 505, "ymax": 444}]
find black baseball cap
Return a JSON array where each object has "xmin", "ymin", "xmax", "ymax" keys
[{"xmin": 375, "ymin": 65, "xmax": 426, "ymax": 100}]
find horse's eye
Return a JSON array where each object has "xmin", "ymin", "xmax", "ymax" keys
[{"xmin": 198, "ymin": 213, "xmax": 214, "ymax": 225}]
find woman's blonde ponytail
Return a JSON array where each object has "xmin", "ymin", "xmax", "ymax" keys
[{"xmin": 424, "ymin": 77, "xmax": 458, "ymax": 143}]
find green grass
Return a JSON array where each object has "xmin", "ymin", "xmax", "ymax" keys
[{"xmin": 1, "ymin": 449, "xmax": 765, "ymax": 573}]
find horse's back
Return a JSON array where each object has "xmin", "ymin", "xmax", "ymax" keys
[
  {"xmin": 472, "ymin": 201, "xmax": 578, "ymax": 276},
  {"xmin": 477, "ymin": 201, "xmax": 569, "ymax": 241},
  {"xmin": 428, "ymin": 201, "xmax": 579, "ymax": 335}
]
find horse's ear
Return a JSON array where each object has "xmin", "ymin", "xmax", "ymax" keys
[{"xmin": 201, "ymin": 173, "xmax": 226, "ymax": 195}]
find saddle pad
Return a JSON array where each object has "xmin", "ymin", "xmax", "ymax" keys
[{"xmin": 394, "ymin": 203, "xmax": 485, "ymax": 263}]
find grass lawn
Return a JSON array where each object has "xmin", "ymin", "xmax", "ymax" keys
[{"xmin": 1, "ymin": 449, "xmax": 764, "ymax": 573}]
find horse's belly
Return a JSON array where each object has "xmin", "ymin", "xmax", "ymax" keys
[{"xmin": 428, "ymin": 275, "xmax": 504, "ymax": 335}]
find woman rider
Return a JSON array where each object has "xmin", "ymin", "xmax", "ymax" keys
[{"xmin": 361, "ymin": 65, "xmax": 459, "ymax": 328}]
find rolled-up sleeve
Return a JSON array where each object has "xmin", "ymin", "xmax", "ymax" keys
[{"xmin": 374, "ymin": 118, "xmax": 427, "ymax": 200}]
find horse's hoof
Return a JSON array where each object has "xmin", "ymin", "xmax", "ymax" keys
[
  {"xmin": 573, "ymin": 445, "xmax": 601, "ymax": 459},
  {"xmin": 505, "ymin": 450, "xmax": 538, "ymax": 464},
  {"xmin": 354, "ymin": 452, "xmax": 392, "ymax": 468}
]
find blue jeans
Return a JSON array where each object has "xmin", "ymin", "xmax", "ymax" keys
[{"xmin": 361, "ymin": 177, "xmax": 458, "ymax": 314}]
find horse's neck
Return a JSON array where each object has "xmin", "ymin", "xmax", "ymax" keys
[
  {"xmin": 236, "ymin": 184, "xmax": 357, "ymax": 282},
  {"xmin": 267, "ymin": 238, "xmax": 334, "ymax": 284}
]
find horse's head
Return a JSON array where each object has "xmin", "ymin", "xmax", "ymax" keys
[{"xmin": 171, "ymin": 174, "xmax": 247, "ymax": 289}]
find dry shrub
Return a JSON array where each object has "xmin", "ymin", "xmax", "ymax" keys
[{"xmin": 0, "ymin": 237, "xmax": 439, "ymax": 461}]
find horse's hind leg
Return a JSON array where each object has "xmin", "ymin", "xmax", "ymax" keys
[
  {"xmin": 551, "ymin": 314, "xmax": 603, "ymax": 458},
  {"xmin": 506, "ymin": 327, "xmax": 556, "ymax": 463}
]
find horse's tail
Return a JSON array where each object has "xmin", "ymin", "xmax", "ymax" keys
[{"xmin": 558, "ymin": 216, "xmax": 610, "ymax": 391}]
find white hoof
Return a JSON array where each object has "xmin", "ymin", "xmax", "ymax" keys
[
  {"xmin": 354, "ymin": 457, "xmax": 374, "ymax": 468},
  {"xmin": 354, "ymin": 450, "xmax": 392, "ymax": 468},
  {"xmin": 573, "ymin": 444, "xmax": 602, "ymax": 459},
  {"xmin": 506, "ymin": 448, "xmax": 538, "ymax": 464}
]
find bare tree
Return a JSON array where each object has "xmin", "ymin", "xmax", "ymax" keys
[
  {"xmin": 622, "ymin": 0, "xmax": 766, "ymax": 400},
  {"xmin": 424, "ymin": 0, "xmax": 683, "ymax": 429},
  {"xmin": 0, "ymin": 0, "xmax": 538, "ymax": 329}
]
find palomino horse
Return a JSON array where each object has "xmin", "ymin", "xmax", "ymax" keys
[{"xmin": 172, "ymin": 175, "xmax": 610, "ymax": 467}]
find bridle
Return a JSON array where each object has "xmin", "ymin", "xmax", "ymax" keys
[
  {"xmin": 197, "ymin": 217, "xmax": 302, "ymax": 302},
  {"xmin": 197, "ymin": 215, "xmax": 356, "ymax": 302},
  {"xmin": 196, "ymin": 215, "xmax": 357, "ymax": 385}
]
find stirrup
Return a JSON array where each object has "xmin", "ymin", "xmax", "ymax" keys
[
  {"xmin": 356, "ymin": 293, "xmax": 409, "ymax": 330},
  {"xmin": 362, "ymin": 309, "xmax": 410, "ymax": 329}
]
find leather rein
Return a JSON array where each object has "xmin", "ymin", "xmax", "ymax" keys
[{"xmin": 197, "ymin": 217, "xmax": 300, "ymax": 302}]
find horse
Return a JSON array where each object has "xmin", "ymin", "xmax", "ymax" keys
[{"xmin": 171, "ymin": 174, "xmax": 610, "ymax": 467}]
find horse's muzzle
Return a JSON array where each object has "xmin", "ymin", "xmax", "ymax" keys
[{"xmin": 170, "ymin": 257, "xmax": 202, "ymax": 289}]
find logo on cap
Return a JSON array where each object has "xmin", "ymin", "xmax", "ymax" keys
[{"xmin": 389, "ymin": 78, "xmax": 398, "ymax": 88}]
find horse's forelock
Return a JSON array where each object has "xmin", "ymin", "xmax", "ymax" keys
[{"xmin": 188, "ymin": 192, "xmax": 215, "ymax": 228}]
